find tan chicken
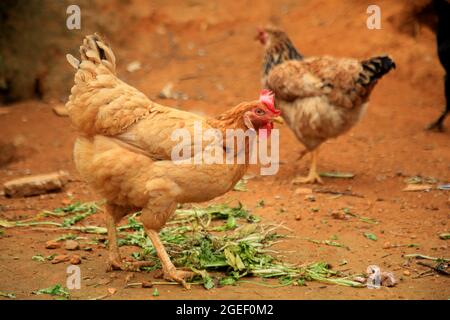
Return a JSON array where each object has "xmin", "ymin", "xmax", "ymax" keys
[
  {"xmin": 66, "ymin": 34, "xmax": 281, "ymax": 288},
  {"xmin": 257, "ymin": 27, "xmax": 396, "ymax": 184}
]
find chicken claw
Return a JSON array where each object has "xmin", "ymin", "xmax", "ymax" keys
[
  {"xmin": 293, "ymin": 149, "xmax": 323, "ymax": 184},
  {"xmin": 146, "ymin": 228, "xmax": 194, "ymax": 289},
  {"xmin": 162, "ymin": 267, "xmax": 194, "ymax": 289},
  {"xmin": 106, "ymin": 258, "xmax": 123, "ymax": 272},
  {"xmin": 292, "ymin": 172, "xmax": 323, "ymax": 185}
]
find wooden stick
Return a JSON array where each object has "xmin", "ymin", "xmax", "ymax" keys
[
  {"xmin": 314, "ymin": 189, "xmax": 365, "ymax": 198},
  {"xmin": 404, "ymin": 254, "xmax": 449, "ymax": 262}
]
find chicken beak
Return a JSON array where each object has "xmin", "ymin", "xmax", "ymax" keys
[
  {"xmin": 255, "ymin": 28, "xmax": 266, "ymax": 44},
  {"xmin": 272, "ymin": 116, "xmax": 284, "ymax": 125}
]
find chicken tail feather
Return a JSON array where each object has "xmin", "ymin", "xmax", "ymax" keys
[
  {"xmin": 358, "ymin": 56, "xmax": 396, "ymax": 86},
  {"xmin": 66, "ymin": 54, "xmax": 80, "ymax": 69},
  {"xmin": 66, "ymin": 33, "xmax": 153, "ymax": 137},
  {"xmin": 70, "ymin": 33, "xmax": 116, "ymax": 75}
]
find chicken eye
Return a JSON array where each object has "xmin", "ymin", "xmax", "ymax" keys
[{"xmin": 255, "ymin": 108, "xmax": 265, "ymax": 116}]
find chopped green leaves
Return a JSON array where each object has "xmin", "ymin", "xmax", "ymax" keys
[
  {"xmin": 3, "ymin": 201, "xmax": 363, "ymax": 290},
  {"xmin": 364, "ymin": 233, "xmax": 378, "ymax": 241},
  {"xmin": 32, "ymin": 255, "xmax": 45, "ymax": 262},
  {"xmin": 439, "ymin": 233, "xmax": 450, "ymax": 240},
  {"xmin": 33, "ymin": 284, "xmax": 70, "ymax": 299},
  {"xmin": 0, "ymin": 291, "xmax": 16, "ymax": 299},
  {"xmin": 233, "ymin": 179, "xmax": 247, "ymax": 192}
]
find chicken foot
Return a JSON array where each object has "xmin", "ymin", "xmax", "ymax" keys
[
  {"xmin": 105, "ymin": 206, "xmax": 154, "ymax": 272},
  {"xmin": 293, "ymin": 149, "xmax": 323, "ymax": 184},
  {"xmin": 146, "ymin": 229, "xmax": 193, "ymax": 289}
]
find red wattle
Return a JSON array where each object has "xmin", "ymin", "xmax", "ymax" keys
[{"xmin": 259, "ymin": 122, "xmax": 273, "ymax": 138}]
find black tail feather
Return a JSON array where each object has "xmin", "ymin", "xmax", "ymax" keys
[{"xmin": 358, "ymin": 56, "xmax": 396, "ymax": 86}]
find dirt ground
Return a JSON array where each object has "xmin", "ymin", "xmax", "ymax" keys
[{"xmin": 0, "ymin": 0, "xmax": 449, "ymax": 300}]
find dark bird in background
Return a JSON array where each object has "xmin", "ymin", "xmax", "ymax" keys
[
  {"xmin": 427, "ymin": 0, "xmax": 450, "ymax": 131},
  {"xmin": 257, "ymin": 27, "xmax": 395, "ymax": 184}
]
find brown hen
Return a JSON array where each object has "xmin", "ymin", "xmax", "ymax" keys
[
  {"xmin": 257, "ymin": 27, "xmax": 395, "ymax": 184},
  {"xmin": 66, "ymin": 34, "xmax": 281, "ymax": 288}
]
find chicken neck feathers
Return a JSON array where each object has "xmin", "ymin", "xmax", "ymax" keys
[{"xmin": 262, "ymin": 37, "xmax": 303, "ymax": 76}]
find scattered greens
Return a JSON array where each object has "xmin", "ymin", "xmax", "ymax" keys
[
  {"xmin": 302, "ymin": 237, "xmax": 350, "ymax": 250},
  {"xmin": 152, "ymin": 288, "xmax": 160, "ymax": 296},
  {"xmin": 46, "ymin": 254, "xmax": 57, "ymax": 261},
  {"xmin": 364, "ymin": 233, "xmax": 378, "ymax": 241},
  {"xmin": 32, "ymin": 284, "xmax": 70, "ymax": 300},
  {"xmin": 342, "ymin": 208, "xmax": 378, "ymax": 224},
  {"xmin": 32, "ymin": 255, "xmax": 45, "ymax": 262},
  {"xmin": 53, "ymin": 233, "xmax": 78, "ymax": 242},
  {"xmin": 439, "ymin": 233, "xmax": 450, "ymax": 240},
  {"xmin": 0, "ymin": 201, "xmax": 102, "ymax": 232},
  {"xmin": 0, "ymin": 291, "xmax": 16, "ymax": 299},
  {"xmin": 116, "ymin": 204, "xmax": 362, "ymax": 289},
  {"xmin": 42, "ymin": 201, "xmax": 100, "ymax": 217},
  {"xmin": 233, "ymin": 180, "xmax": 248, "ymax": 192},
  {"xmin": 2, "ymin": 201, "xmax": 363, "ymax": 290},
  {"xmin": 59, "ymin": 202, "xmax": 99, "ymax": 227},
  {"xmin": 256, "ymin": 200, "xmax": 265, "ymax": 208},
  {"xmin": 404, "ymin": 176, "xmax": 438, "ymax": 185}
]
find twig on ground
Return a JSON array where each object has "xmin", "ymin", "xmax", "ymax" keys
[
  {"xmin": 404, "ymin": 254, "xmax": 449, "ymax": 262},
  {"xmin": 314, "ymin": 189, "xmax": 364, "ymax": 198}
]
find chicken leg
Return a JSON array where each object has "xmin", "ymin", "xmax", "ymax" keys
[
  {"xmin": 145, "ymin": 229, "xmax": 193, "ymax": 289},
  {"xmin": 293, "ymin": 149, "xmax": 323, "ymax": 184},
  {"xmin": 141, "ymin": 202, "xmax": 194, "ymax": 289},
  {"xmin": 105, "ymin": 205, "xmax": 154, "ymax": 271}
]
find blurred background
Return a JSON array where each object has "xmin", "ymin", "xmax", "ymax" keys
[{"xmin": 0, "ymin": 0, "xmax": 444, "ymax": 105}]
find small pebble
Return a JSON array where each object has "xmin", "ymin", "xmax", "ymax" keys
[
  {"xmin": 70, "ymin": 255, "xmax": 81, "ymax": 265},
  {"xmin": 294, "ymin": 188, "xmax": 312, "ymax": 195},
  {"xmin": 142, "ymin": 281, "xmax": 153, "ymax": 288},
  {"xmin": 107, "ymin": 287, "xmax": 117, "ymax": 295},
  {"xmin": 45, "ymin": 240, "xmax": 61, "ymax": 249},
  {"xmin": 383, "ymin": 242, "xmax": 392, "ymax": 249},
  {"xmin": 331, "ymin": 211, "xmax": 346, "ymax": 220},
  {"xmin": 65, "ymin": 240, "xmax": 80, "ymax": 251},
  {"xmin": 381, "ymin": 272, "xmax": 397, "ymax": 287},
  {"xmin": 51, "ymin": 254, "xmax": 70, "ymax": 264}
]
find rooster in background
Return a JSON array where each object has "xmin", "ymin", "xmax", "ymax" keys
[
  {"xmin": 66, "ymin": 34, "xmax": 281, "ymax": 288},
  {"xmin": 427, "ymin": 0, "xmax": 450, "ymax": 131},
  {"xmin": 257, "ymin": 27, "xmax": 395, "ymax": 184}
]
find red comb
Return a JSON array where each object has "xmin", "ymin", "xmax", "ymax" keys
[{"xmin": 259, "ymin": 89, "xmax": 280, "ymax": 115}]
